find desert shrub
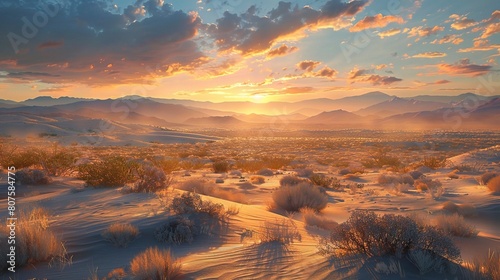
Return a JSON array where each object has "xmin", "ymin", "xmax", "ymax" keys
[
  {"xmin": 301, "ymin": 208, "xmax": 338, "ymax": 231},
  {"xmin": 15, "ymin": 169, "xmax": 52, "ymax": 185},
  {"xmin": 102, "ymin": 223, "xmax": 139, "ymax": 247},
  {"xmin": 441, "ymin": 201, "xmax": 459, "ymax": 213},
  {"xmin": 256, "ymin": 168, "xmax": 274, "ymax": 176},
  {"xmin": 462, "ymin": 249, "xmax": 499, "ymax": 280},
  {"xmin": 279, "ymin": 175, "xmax": 304, "ymax": 186},
  {"xmin": 0, "ymin": 149, "xmax": 41, "ymax": 169},
  {"xmin": 486, "ymin": 176, "xmax": 500, "ymax": 193},
  {"xmin": 129, "ymin": 247, "xmax": 181, "ymax": 280},
  {"xmin": 107, "ymin": 268, "xmax": 127, "ymax": 279},
  {"xmin": 415, "ymin": 177, "xmax": 442, "ymax": 191},
  {"xmin": 78, "ymin": 156, "xmax": 136, "ymax": 187},
  {"xmin": 260, "ymin": 156, "xmax": 294, "ymax": 169},
  {"xmin": 212, "ymin": 160, "xmax": 230, "ymax": 173},
  {"xmin": 295, "ymin": 168, "xmax": 314, "ymax": 178},
  {"xmin": 154, "ymin": 216, "xmax": 195, "ymax": 244},
  {"xmin": 177, "ymin": 179, "xmax": 247, "ymax": 204},
  {"xmin": 250, "ymin": 175, "xmax": 265, "ymax": 184},
  {"xmin": 180, "ymin": 158, "xmax": 206, "ymax": 171},
  {"xmin": 235, "ymin": 159, "xmax": 266, "ymax": 172},
  {"xmin": 309, "ymin": 173, "xmax": 336, "ymax": 188},
  {"xmin": 169, "ymin": 192, "xmax": 227, "ymax": 220},
  {"xmin": 442, "ymin": 202, "xmax": 476, "ymax": 217},
  {"xmin": 0, "ymin": 208, "xmax": 67, "ymax": 271},
  {"xmin": 362, "ymin": 149, "xmax": 401, "ymax": 168},
  {"xmin": 419, "ymin": 156, "xmax": 447, "ymax": 170},
  {"xmin": 134, "ymin": 164, "xmax": 171, "ymax": 193},
  {"xmin": 319, "ymin": 211, "xmax": 461, "ymax": 262},
  {"xmin": 39, "ymin": 145, "xmax": 79, "ymax": 176},
  {"xmin": 258, "ymin": 218, "xmax": 301, "ymax": 245},
  {"xmin": 272, "ymin": 182, "xmax": 328, "ymax": 212},
  {"xmin": 152, "ymin": 158, "xmax": 180, "ymax": 174},
  {"xmin": 409, "ymin": 170, "xmax": 424, "ymax": 179},
  {"xmin": 434, "ymin": 214, "xmax": 478, "ymax": 237},
  {"xmin": 479, "ymin": 171, "xmax": 498, "ymax": 185}
]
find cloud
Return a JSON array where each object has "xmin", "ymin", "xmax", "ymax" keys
[
  {"xmin": 407, "ymin": 25, "xmax": 444, "ymax": 37},
  {"xmin": 207, "ymin": 0, "xmax": 369, "ymax": 55},
  {"xmin": 282, "ymin": 86, "xmax": 314, "ymax": 94},
  {"xmin": 431, "ymin": 34, "xmax": 463, "ymax": 45},
  {"xmin": 0, "ymin": 1, "xmax": 207, "ymax": 85},
  {"xmin": 378, "ymin": 28, "xmax": 401, "ymax": 38},
  {"xmin": 481, "ymin": 22, "xmax": 500, "ymax": 38},
  {"xmin": 412, "ymin": 52, "xmax": 447, "ymax": 58},
  {"xmin": 449, "ymin": 14, "xmax": 478, "ymax": 30},
  {"xmin": 314, "ymin": 66, "xmax": 337, "ymax": 78},
  {"xmin": 350, "ymin": 14, "xmax": 404, "ymax": 32},
  {"xmin": 437, "ymin": 59, "xmax": 492, "ymax": 76},
  {"xmin": 297, "ymin": 60, "xmax": 321, "ymax": 72},
  {"xmin": 348, "ymin": 67, "xmax": 402, "ymax": 86},
  {"xmin": 267, "ymin": 44, "xmax": 298, "ymax": 58},
  {"xmin": 458, "ymin": 39, "xmax": 500, "ymax": 53}
]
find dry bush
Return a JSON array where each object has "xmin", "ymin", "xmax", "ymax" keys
[
  {"xmin": 107, "ymin": 267, "xmax": 127, "ymax": 279},
  {"xmin": 102, "ymin": 223, "xmax": 139, "ymax": 247},
  {"xmin": 434, "ymin": 213, "xmax": 478, "ymax": 237},
  {"xmin": 478, "ymin": 171, "xmax": 498, "ymax": 185},
  {"xmin": 15, "ymin": 169, "xmax": 52, "ymax": 185},
  {"xmin": 250, "ymin": 175, "xmax": 265, "ymax": 184},
  {"xmin": 486, "ymin": 176, "xmax": 500, "ymax": 193},
  {"xmin": 130, "ymin": 247, "xmax": 181, "ymax": 280},
  {"xmin": 133, "ymin": 164, "xmax": 171, "ymax": 193},
  {"xmin": 309, "ymin": 173, "xmax": 336, "ymax": 188},
  {"xmin": 235, "ymin": 159, "xmax": 266, "ymax": 172},
  {"xmin": 461, "ymin": 249, "xmax": 499, "ymax": 280},
  {"xmin": 295, "ymin": 168, "xmax": 314, "ymax": 178},
  {"xmin": 339, "ymin": 166, "xmax": 365, "ymax": 176},
  {"xmin": 442, "ymin": 202, "xmax": 476, "ymax": 217},
  {"xmin": 409, "ymin": 170, "xmax": 424, "ymax": 179},
  {"xmin": 177, "ymin": 179, "xmax": 247, "ymax": 204},
  {"xmin": 0, "ymin": 148, "xmax": 41, "ymax": 169},
  {"xmin": 319, "ymin": 211, "xmax": 461, "ymax": 262},
  {"xmin": 260, "ymin": 156, "xmax": 294, "ymax": 169},
  {"xmin": 39, "ymin": 145, "xmax": 79, "ymax": 176},
  {"xmin": 154, "ymin": 216, "xmax": 195, "ymax": 244},
  {"xmin": 415, "ymin": 177, "xmax": 442, "ymax": 192},
  {"xmin": 279, "ymin": 175, "xmax": 305, "ymax": 186},
  {"xmin": 419, "ymin": 156, "xmax": 448, "ymax": 170},
  {"xmin": 78, "ymin": 156, "xmax": 136, "ymax": 187},
  {"xmin": 272, "ymin": 182, "xmax": 328, "ymax": 212},
  {"xmin": 258, "ymin": 218, "xmax": 301, "ymax": 245},
  {"xmin": 301, "ymin": 208, "xmax": 338, "ymax": 231},
  {"xmin": 212, "ymin": 160, "xmax": 230, "ymax": 173},
  {"xmin": 0, "ymin": 207, "xmax": 68, "ymax": 271},
  {"xmin": 152, "ymin": 158, "xmax": 180, "ymax": 174},
  {"xmin": 362, "ymin": 149, "xmax": 401, "ymax": 168},
  {"xmin": 256, "ymin": 168, "xmax": 274, "ymax": 176},
  {"xmin": 180, "ymin": 158, "xmax": 206, "ymax": 171}
]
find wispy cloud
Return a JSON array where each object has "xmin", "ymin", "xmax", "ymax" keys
[
  {"xmin": 437, "ymin": 59, "xmax": 492, "ymax": 76},
  {"xmin": 412, "ymin": 52, "xmax": 447, "ymax": 58},
  {"xmin": 350, "ymin": 14, "xmax": 404, "ymax": 32}
]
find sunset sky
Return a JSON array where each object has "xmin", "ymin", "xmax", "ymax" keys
[{"xmin": 0, "ymin": 0, "xmax": 499, "ymax": 102}]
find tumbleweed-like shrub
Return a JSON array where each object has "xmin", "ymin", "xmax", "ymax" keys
[
  {"xmin": 129, "ymin": 247, "xmax": 181, "ymax": 280},
  {"xmin": 272, "ymin": 182, "xmax": 328, "ymax": 212},
  {"xmin": 102, "ymin": 223, "xmax": 139, "ymax": 247}
]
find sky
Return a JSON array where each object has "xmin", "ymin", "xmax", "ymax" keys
[{"xmin": 0, "ymin": 0, "xmax": 499, "ymax": 103}]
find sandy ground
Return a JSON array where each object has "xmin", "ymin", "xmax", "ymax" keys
[{"xmin": 0, "ymin": 145, "xmax": 499, "ymax": 280}]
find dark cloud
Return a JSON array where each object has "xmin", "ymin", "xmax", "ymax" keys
[
  {"xmin": 207, "ymin": 0, "xmax": 369, "ymax": 55},
  {"xmin": 348, "ymin": 67, "xmax": 402, "ymax": 85},
  {"xmin": 267, "ymin": 44, "xmax": 298, "ymax": 58},
  {"xmin": 297, "ymin": 60, "xmax": 321, "ymax": 72},
  {"xmin": 0, "ymin": 1, "xmax": 206, "ymax": 85},
  {"xmin": 437, "ymin": 59, "xmax": 492, "ymax": 76}
]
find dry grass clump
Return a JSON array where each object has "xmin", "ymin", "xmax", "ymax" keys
[
  {"xmin": 377, "ymin": 173, "xmax": 414, "ymax": 186},
  {"xmin": 15, "ymin": 169, "xmax": 52, "ymax": 185},
  {"xmin": 133, "ymin": 164, "xmax": 172, "ymax": 193},
  {"xmin": 235, "ymin": 159, "xmax": 266, "ymax": 172},
  {"xmin": 414, "ymin": 177, "xmax": 442, "ymax": 191},
  {"xmin": 309, "ymin": 173, "xmax": 337, "ymax": 188},
  {"xmin": 272, "ymin": 182, "xmax": 328, "ymax": 212},
  {"xmin": 78, "ymin": 156, "xmax": 136, "ymax": 187},
  {"xmin": 129, "ymin": 247, "xmax": 181, "ymax": 280},
  {"xmin": 478, "ymin": 171, "xmax": 498, "ymax": 185},
  {"xmin": 155, "ymin": 216, "xmax": 195, "ymax": 244},
  {"xmin": 0, "ymin": 207, "xmax": 69, "ymax": 271},
  {"xmin": 102, "ymin": 223, "xmax": 139, "ymax": 247},
  {"xmin": 441, "ymin": 201, "xmax": 476, "ymax": 217},
  {"xmin": 486, "ymin": 176, "xmax": 500, "ymax": 193},
  {"xmin": 107, "ymin": 267, "xmax": 127, "ymax": 279},
  {"xmin": 418, "ymin": 156, "xmax": 448, "ymax": 170},
  {"xmin": 258, "ymin": 218, "xmax": 301, "ymax": 245},
  {"xmin": 151, "ymin": 158, "xmax": 180, "ymax": 174},
  {"xmin": 39, "ymin": 145, "xmax": 79, "ymax": 176},
  {"xmin": 461, "ymin": 249, "xmax": 499, "ymax": 280},
  {"xmin": 212, "ymin": 160, "xmax": 230, "ymax": 173},
  {"xmin": 256, "ymin": 168, "xmax": 274, "ymax": 176},
  {"xmin": 434, "ymin": 213, "xmax": 478, "ymax": 237},
  {"xmin": 249, "ymin": 175, "xmax": 265, "ymax": 184},
  {"xmin": 279, "ymin": 175, "xmax": 305, "ymax": 186},
  {"xmin": 319, "ymin": 211, "xmax": 461, "ymax": 263},
  {"xmin": 176, "ymin": 179, "xmax": 247, "ymax": 204},
  {"xmin": 301, "ymin": 208, "xmax": 338, "ymax": 231}
]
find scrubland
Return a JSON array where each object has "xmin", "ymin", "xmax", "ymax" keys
[{"xmin": 0, "ymin": 131, "xmax": 499, "ymax": 279}]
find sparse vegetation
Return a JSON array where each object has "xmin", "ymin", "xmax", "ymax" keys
[
  {"xmin": 155, "ymin": 216, "xmax": 195, "ymax": 244},
  {"xmin": 256, "ymin": 168, "xmax": 274, "ymax": 176},
  {"xmin": 301, "ymin": 208, "xmax": 338, "ymax": 231},
  {"xmin": 319, "ymin": 210, "xmax": 461, "ymax": 262},
  {"xmin": 176, "ymin": 179, "xmax": 247, "ymax": 203},
  {"xmin": 129, "ymin": 247, "xmax": 181, "ymax": 280},
  {"xmin": 212, "ymin": 160, "xmax": 230, "ymax": 173},
  {"xmin": 461, "ymin": 249, "xmax": 499, "ymax": 280},
  {"xmin": 279, "ymin": 175, "xmax": 305, "ymax": 186},
  {"xmin": 250, "ymin": 175, "xmax": 266, "ymax": 184},
  {"xmin": 309, "ymin": 173, "xmax": 336, "ymax": 188},
  {"xmin": 258, "ymin": 218, "xmax": 301, "ymax": 245},
  {"xmin": 272, "ymin": 182, "xmax": 328, "ymax": 212},
  {"xmin": 434, "ymin": 213, "xmax": 478, "ymax": 237},
  {"xmin": 102, "ymin": 223, "xmax": 140, "ymax": 247},
  {"xmin": 78, "ymin": 156, "xmax": 136, "ymax": 187},
  {"xmin": 134, "ymin": 164, "xmax": 171, "ymax": 193},
  {"xmin": 15, "ymin": 168, "xmax": 52, "ymax": 185}
]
